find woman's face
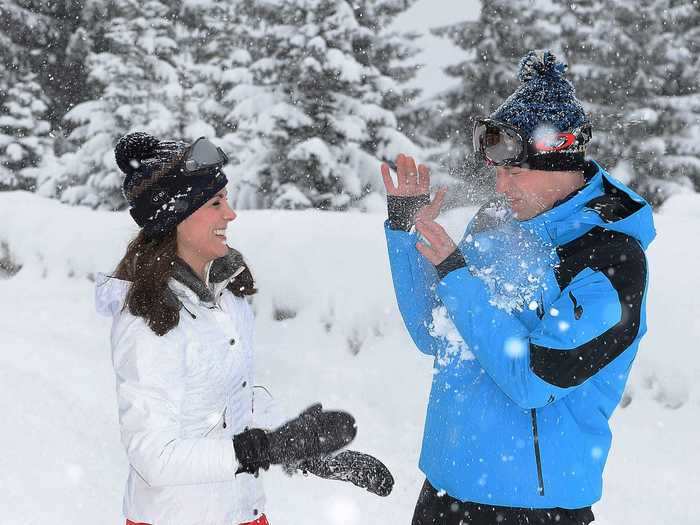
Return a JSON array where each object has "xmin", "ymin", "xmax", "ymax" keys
[{"xmin": 177, "ymin": 190, "xmax": 236, "ymax": 269}]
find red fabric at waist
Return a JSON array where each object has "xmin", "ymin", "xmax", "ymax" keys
[{"xmin": 127, "ymin": 514, "xmax": 269, "ymax": 525}]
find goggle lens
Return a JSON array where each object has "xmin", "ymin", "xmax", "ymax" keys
[
  {"xmin": 185, "ymin": 138, "xmax": 228, "ymax": 172},
  {"xmin": 473, "ymin": 120, "xmax": 526, "ymax": 166}
]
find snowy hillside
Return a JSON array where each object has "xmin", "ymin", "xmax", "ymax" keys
[{"xmin": 0, "ymin": 191, "xmax": 698, "ymax": 524}]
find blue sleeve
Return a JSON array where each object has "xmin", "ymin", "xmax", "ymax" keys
[
  {"xmin": 384, "ymin": 221, "xmax": 448, "ymax": 356},
  {"xmin": 436, "ymin": 245, "xmax": 646, "ymax": 408}
]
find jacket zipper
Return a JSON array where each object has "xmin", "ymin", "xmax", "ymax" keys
[
  {"xmin": 223, "ymin": 406, "xmax": 227, "ymax": 429},
  {"xmin": 530, "ymin": 408, "xmax": 545, "ymax": 496}
]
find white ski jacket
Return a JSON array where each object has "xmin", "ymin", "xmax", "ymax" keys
[{"xmin": 95, "ymin": 268, "xmax": 265, "ymax": 525}]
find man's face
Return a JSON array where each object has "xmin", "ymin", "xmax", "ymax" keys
[{"xmin": 495, "ymin": 166, "xmax": 579, "ymax": 221}]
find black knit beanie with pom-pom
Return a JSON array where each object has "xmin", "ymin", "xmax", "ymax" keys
[{"xmin": 115, "ymin": 132, "xmax": 228, "ymax": 239}]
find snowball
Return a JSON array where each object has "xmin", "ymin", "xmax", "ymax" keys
[{"xmin": 504, "ymin": 337, "xmax": 527, "ymax": 358}]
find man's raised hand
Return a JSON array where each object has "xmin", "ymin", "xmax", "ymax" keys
[
  {"xmin": 415, "ymin": 218, "xmax": 457, "ymax": 266},
  {"xmin": 381, "ymin": 154, "xmax": 430, "ymax": 197},
  {"xmin": 382, "ymin": 154, "xmax": 448, "ymax": 232},
  {"xmin": 415, "ymin": 187, "xmax": 447, "ymax": 223}
]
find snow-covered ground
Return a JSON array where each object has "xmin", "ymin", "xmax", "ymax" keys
[{"xmin": 0, "ymin": 190, "xmax": 698, "ymax": 524}]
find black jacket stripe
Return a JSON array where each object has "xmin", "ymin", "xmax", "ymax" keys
[
  {"xmin": 529, "ymin": 227, "xmax": 647, "ymax": 388},
  {"xmin": 584, "ymin": 176, "xmax": 644, "ymax": 224}
]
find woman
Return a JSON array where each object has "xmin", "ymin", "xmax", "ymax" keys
[{"xmin": 96, "ymin": 133, "xmax": 391, "ymax": 525}]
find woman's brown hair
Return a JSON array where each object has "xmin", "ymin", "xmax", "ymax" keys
[
  {"xmin": 113, "ymin": 229, "xmax": 181, "ymax": 336},
  {"xmin": 113, "ymin": 229, "xmax": 257, "ymax": 336}
]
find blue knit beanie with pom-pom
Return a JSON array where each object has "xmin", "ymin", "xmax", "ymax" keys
[{"xmin": 491, "ymin": 50, "xmax": 591, "ymax": 171}]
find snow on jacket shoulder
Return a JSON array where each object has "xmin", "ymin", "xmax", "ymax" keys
[{"xmin": 95, "ymin": 263, "xmax": 265, "ymax": 525}]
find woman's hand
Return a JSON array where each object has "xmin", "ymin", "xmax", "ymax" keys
[
  {"xmin": 292, "ymin": 450, "xmax": 395, "ymax": 497},
  {"xmin": 266, "ymin": 403, "xmax": 356, "ymax": 464},
  {"xmin": 233, "ymin": 404, "xmax": 357, "ymax": 474}
]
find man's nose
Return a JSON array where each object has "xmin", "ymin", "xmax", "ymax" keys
[{"xmin": 495, "ymin": 169, "xmax": 510, "ymax": 194}]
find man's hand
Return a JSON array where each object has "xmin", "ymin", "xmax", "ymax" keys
[
  {"xmin": 415, "ymin": 188, "xmax": 447, "ymax": 223},
  {"xmin": 381, "ymin": 153, "xmax": 431, "ymax": 197},
  {"xmin": 381, "ymin": 154, "xmax": 447, "ymax": 231},
  {"xmin": 415, "ymin": 219, "xmax": 458, "ymax": 266}
]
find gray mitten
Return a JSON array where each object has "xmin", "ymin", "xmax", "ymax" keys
[{"xmin": 289, "ymin": 450, "xmax": 394, "ymax": 497}]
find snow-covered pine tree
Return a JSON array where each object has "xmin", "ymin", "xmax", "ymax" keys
[
  {"xmin": 349, "ymin": 0, "xmax": 421, "ymax": 127},
  {"xmin": 557, "ymin": 0, "xmax": 662, "ymax": 192},
  {"xmin": 58, "ymin": 0, "xmax": 183, "ymax": 209},
  {"xmin": 1, "ymin": 0, "xmax": 92, "ymax": 131},
  {"xmin": 545, "ymin": 0, "xmax": 628, "ymax": 173},
  {"xmin": 637, "ymin": 0, "xmax": 700, "ymax": 202},
  {"xmin": 0, "ymin": 3, "xmax": 23, "ymax": 114},
  {"xmin": 226, "ymin": 0, "xmax": 421, "ymax": 210},
  {"xmin": 348, "ymin": 0, "xmax": 428, "ymax": 197},
  {"xmin": 176, "ymin": 0, "xmax": 241, "ymax": 141},
  {"xmin": 0, "ymin": 73, "xmax": 53, "ymax": 192},
  {"xmin": 0, "ymin": 1, "xmax": 73, "ymax": 192},
  {"xmin": 0, "ymin": 59, "xmax": 18, "ymax": 191},
  {"xmin": 428, "ymin": 0, "xmax": 560, "ymax": 195},
  {"xmin": 559, "ymin": 0, "xmax": 700, "ymax": 204}
]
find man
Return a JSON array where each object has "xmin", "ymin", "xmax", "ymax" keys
[{"xmin": 381, "ymin": 50, "xmax": 655, "ymax": 524}]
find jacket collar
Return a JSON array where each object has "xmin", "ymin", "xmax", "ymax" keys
[
  {"xmin": 169, "ymin": 248, "xmax": 247, "ymax": 306},
  {"xmin": 519, "ymin": 160, "xmax": 655, "ymax": 248}
]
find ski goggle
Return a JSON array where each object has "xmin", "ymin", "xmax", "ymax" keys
[
  {"xmin": 473, "ymin": 118, "xmax": 591, "ymax": 167},
  {"xmin": 183, "ymin": 137, "xmax": 229, "ymax": 173},
  {"xmin": 473, "ymin": 119, "xmax": 528, "ymax": 166}
]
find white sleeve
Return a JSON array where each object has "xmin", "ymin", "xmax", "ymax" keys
[{"xmin": 112, "ymin": 315, "xmax": 239, "ymax": 487}]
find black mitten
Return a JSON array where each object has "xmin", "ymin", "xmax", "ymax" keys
[
  {"xmin": 266, "ymin": 403, "xmax": 356, "ymax": 464},
  {"xmin": 234, "ymin": 404, "xmax": 356, "ymax": 474},
  {"xmin": 233, "ymin": 428, "xmax": 270, "ymax": 474},
  {"xmin": 293, "ymin": 450, "xmax": 395, "ymax": 497}
]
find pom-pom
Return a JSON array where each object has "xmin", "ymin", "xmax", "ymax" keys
[
  {"xmin": 115, "ymin": 132, "xmax": 160, "ymax": 176},
  {"xmin": 518, "ymin": 50, "xmax": 567, "ymax": 83}
]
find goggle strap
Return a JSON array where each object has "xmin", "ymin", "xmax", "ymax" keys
[{"xmin": 524, "ymin": 152, "xmax": 587, "ymax": 171}]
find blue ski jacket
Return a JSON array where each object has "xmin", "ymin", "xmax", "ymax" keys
[{"xmin": 385, "ymin": 161, "xmax": 655, "ymax": 509}]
